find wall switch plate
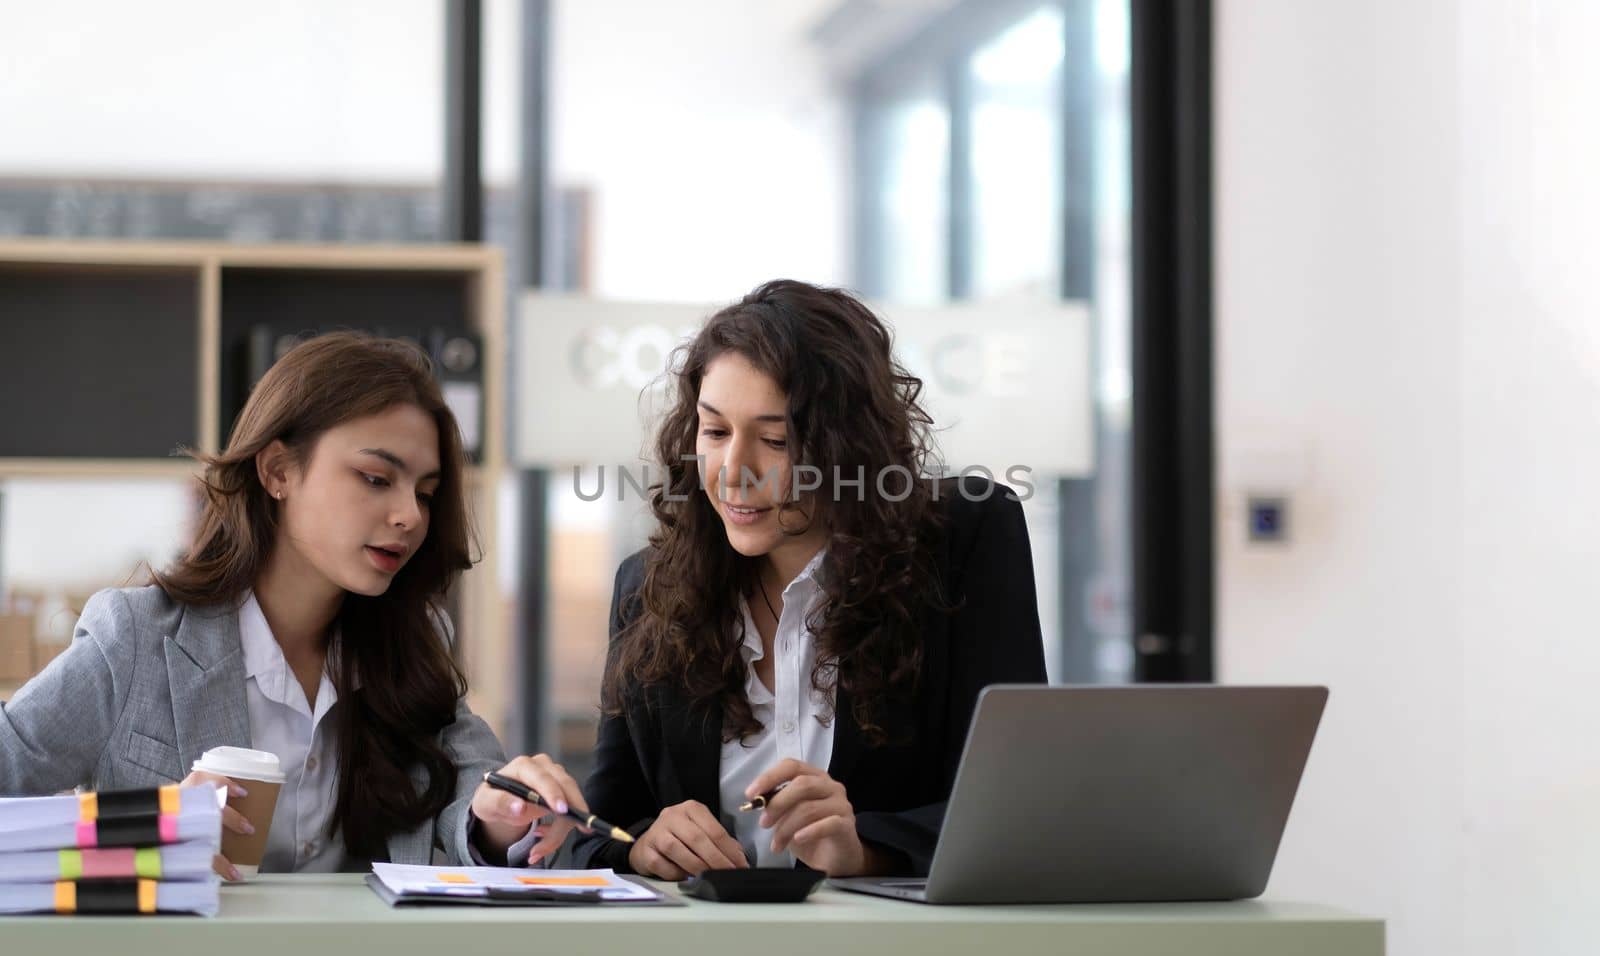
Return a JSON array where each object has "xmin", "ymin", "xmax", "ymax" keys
[{"xmin": 1246, "ymin": 495, "xmax": 1289, "ymax": 543}]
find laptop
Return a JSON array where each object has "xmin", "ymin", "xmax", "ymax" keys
[{"xmin": 831, "ymin": 684, "xmax": 1327, "ymax": 904}]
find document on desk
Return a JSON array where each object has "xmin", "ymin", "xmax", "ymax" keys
[
  {"xmin": 0, "ymin": 877, "xmax": 221, "ymax": 917},
  {"xmin": 368, "ymin": 863, "xmax": 675, "ymax": 906},
  {"xmin": 0, "ymin": 841, "xmax": 217, "ymax": 883},
  {"xmin": 0, "ymin": 787, "xmax": 222, "ymax": 853},
  {"xmin": 0, "ymin": 786, "xmax": 223, "ymax": 830}
]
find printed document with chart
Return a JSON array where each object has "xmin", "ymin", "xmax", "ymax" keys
[{"xmin": 367, "ymin": 863, "xmax": 674, "ymax": 906}]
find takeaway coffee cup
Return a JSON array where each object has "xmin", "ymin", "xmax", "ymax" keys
[{"xmin": 191, "ymin": 746, "xmax": 285, "ymax": 878}]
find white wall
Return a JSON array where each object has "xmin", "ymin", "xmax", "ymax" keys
[
  {"xmin": 1216, "ymin": 4, "xmax": 1465, "ymax": 953},
  {"xmin": 1458, "ymin": 2, "xmax": 1600, "ymax": 952},
  {"xmin": 0, "ymin": 0, "xmax": 445, "ymax": 181},
  {"xmin": 0, "ymin": 478, "xmax": 191, "ymax": 634},
  {"xmin": 1218, "ymin": 1, "xmax": 1600, "ymax": 953},
  {"xmin": 549, "ymin": 0, "xmax": 848, "ymax": 301}
]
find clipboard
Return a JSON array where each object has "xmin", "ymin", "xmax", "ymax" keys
[{"xmin": 363, "ymin": 873, "xmax": 684, "ymax": 908}]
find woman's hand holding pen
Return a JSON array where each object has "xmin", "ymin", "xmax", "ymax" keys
[
  {"xmin": 745, "ymin": 759, "xmax": 889, "ymax": 878},
  {"xmin": 628, "ymin": 800, "xmax": 749, "ymax": 879},
  {"xmin": 179, "ymin": 770, "xmax": 251, "ymax": 882},
  {"xmin": 471, "ymin": 754, "xmax": 587, "ymax": 866}
]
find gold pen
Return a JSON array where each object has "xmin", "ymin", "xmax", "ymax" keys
[{"xmin": 738, "ymin": 781, "xmax": 792, "ymax": 812}]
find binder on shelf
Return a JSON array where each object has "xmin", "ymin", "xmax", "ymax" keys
[
  {"xmin": 426, "ymin": 328, "xmax": 484, "ymax": 461},
  {"xmin": 237, "ymin": 324, "xmax": 483, "ymax": 460}
]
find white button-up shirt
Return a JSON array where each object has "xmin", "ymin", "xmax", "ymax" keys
[
  {"xmin": 238, "ymin": 592, "xmax": 345, "ymax": 873},
  {"xmin": 718, "ymin": 550, "xmax": 836, "ymax": 868}
]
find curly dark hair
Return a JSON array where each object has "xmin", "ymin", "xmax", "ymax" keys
[{"xmin": 604, "ymin": 279, "xmax": 946, "ymax": 745}]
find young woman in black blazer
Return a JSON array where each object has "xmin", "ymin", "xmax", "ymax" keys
[{"xmin": 570, "ymin": 280, "xmax": 1047, "ymax": 878}]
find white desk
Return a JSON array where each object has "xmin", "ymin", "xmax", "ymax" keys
[{"xmin": 1, "ymin": 874, "xmax": 1384, "ymax": 955}]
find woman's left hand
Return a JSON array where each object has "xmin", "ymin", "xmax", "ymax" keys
[{"xmin": 746, "ymin": 759, "xmax": 879, "ymax": 877}]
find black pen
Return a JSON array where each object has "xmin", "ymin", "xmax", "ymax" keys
[
  {"xmin": 738, "ymin": 781, "xmax": 792, "ymax": 812},
  {"xmin": 482, "ymin": 771, "xmax": 635, "ymax": 843}
]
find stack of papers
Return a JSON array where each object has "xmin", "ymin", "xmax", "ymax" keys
[
  {"xmin": 368, "ymin": 863, "xmax": 672, "ymax": 906},
  {"xmin": 0, "ymin": 786, "xmax": 221, "ymax": 916}
]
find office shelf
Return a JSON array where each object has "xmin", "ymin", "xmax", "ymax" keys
[{"xmin": 0, "ymin": 240, "xmax": 512, "ymax": 735}]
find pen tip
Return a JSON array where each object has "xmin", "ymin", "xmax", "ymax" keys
[{"xmin": 613, "ymin": 828, "xmax": 636, "ymax": 843}]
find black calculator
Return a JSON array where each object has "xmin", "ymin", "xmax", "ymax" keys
[{"xmin": 678, "ymin": 868, "xmax": 825, "ymax": 903}]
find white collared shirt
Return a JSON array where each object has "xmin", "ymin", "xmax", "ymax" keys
[
  {"xmin": 237, "ymin": 592, "xmax": 346, "ymax": 873},
  {"xmin": 717, "ymin": 550, "xmax": 836, "ymax": 868}
]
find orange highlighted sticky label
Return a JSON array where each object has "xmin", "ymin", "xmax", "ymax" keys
[
  {"xmin": 516, "ymin": 876, "xmax": 611, "ymax": 887},
  {"xmin": 435, "ymin": 874, "xmax": 476, "ymax": 884}
]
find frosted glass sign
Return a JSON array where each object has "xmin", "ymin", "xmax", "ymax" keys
[{"xmin": 514, "ymin": 293, "xmax": 1093, "ymax": 479}]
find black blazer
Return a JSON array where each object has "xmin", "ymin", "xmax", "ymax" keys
[{"xmin": 571, "ymin": 477, "xmax": 1047, "ymax": 875}]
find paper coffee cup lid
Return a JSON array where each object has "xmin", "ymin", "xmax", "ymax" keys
[{"xmin": 192, "ymin": 746, "xmax": 286, "ymax": 784}]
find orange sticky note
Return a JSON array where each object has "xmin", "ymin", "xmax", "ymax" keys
[
  {"xmin": 516, "ymin": 876, "xmax": 611, "ymax": 887},
  {"xmin": 436, "ymin": 873, "xmax": 476, "ymax": 884}
]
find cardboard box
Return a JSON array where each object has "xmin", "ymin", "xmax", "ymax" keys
[{"xmin": 0, "ymin": 614, "xmax": 34, "ymax": 683}]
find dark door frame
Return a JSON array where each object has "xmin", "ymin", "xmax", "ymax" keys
[{"xmin": 1129, "ymin": 0, "xmax": 1213, "ymax": 681}]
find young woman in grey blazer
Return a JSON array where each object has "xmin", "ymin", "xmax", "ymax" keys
[{"xmin": 0, "ymin": 333, "xmax": 586, "ymax": 878}]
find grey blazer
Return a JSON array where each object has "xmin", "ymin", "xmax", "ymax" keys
[{"xmin": 0, "ymin": 586, "xmax": 507, "ymax": 866}]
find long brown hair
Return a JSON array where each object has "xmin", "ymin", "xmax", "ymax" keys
[
  {"xmin": 153, "ymin": 332, "xmax": 475, "ymax": 859},
  {"xmin": 605, "ymin": 280, "xmax": 943, "ymax": 745}
]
